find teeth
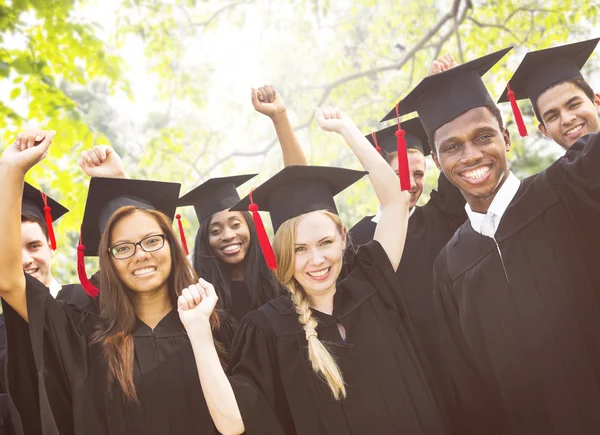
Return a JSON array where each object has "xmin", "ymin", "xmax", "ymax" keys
[
  {"xmin": 133, "ymin": 267, "xmax": 156, "ymax": 276},
  {"xmin": 462, "ymin": 166, "xmax": 490, "ymax": 180},
  {"xmin": 308, "ymin": 268, "xmax": 329, "ymax": 278},
  {"xmin": 566, "ymin": 124, "xmax": 583, "ymax": 135},
  {"xmin": 223, "ymin": 244, "xmax": 241, "ymax": 253}
]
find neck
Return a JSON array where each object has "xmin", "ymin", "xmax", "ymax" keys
[
  {"xmin": 129, "ymin": 284, "xmax": 173, "ymax": 329},
  {"xmin": 229, "ymin": 260, "xmax": 246, "ymax": 281},
  {"xmin": 467, "ymin": 170, "xmax": 509, "ymax": 214},
  {"xmin": 306, "ymin": 285, "xmax": 336, "ymax": 315},
  {"xmin": 44, "ymin": 273, "xmax": 55, "ymax": 287}
]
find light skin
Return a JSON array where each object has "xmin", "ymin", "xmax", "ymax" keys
[
  {"xmin": 21, "ymin": 221, "xmax": 55, "ymax": 287},
  {"xmin": 109, "ymin": 212, "xmax": 173, "ymax": 328},
  {"xmin": 207, "ymin": 210, "xmax": 251, "ymax": 280},
  {"xmin": 79, "ymin": 145, "xmax": 128, "ymax": 178},
  {"xmin": 432, "ymin": 106, "xmax": 511, "ymax": 214},
  {"xmin": 537, "ymin": 81, "xmax": 600, "ymax": 149},
  {"xmin": 252, "ymin": 84, "xmax": 308, "ymax": 166},
  {"xmin": 388, "ymin": 151, "xmax": 426, "ymax": 210},
  {"xmin": 293, "ymin": 212, "xmax": 347, "ymax": 314},
  {"xmin": 429, "ymin": 53, "xmax": 458, "ymax": 75}
]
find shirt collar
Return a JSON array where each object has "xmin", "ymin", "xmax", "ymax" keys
[
  {"xmin": 371, "ymin": 205, "xmax": 415, "ymax": 224},
  {"xmin": 49, "ymin": 278, "xmax": 62, "ymax": 298},
  {"xmin": 465, "ymin": 171, "xmax": 521, "ymax": 235}
]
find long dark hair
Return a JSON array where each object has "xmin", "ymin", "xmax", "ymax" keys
[
  {"xmin": 192, "ymin": 210, "xmax": 282, "ymax": 310},
  {"xmin": 91, "ymin": 206, "xmax": 226, "ymax": 403}
]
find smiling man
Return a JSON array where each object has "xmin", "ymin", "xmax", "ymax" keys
[
  {"xmin": 498, "ymin": 38, "xmax": 600, "ymax": 149},
  {"xmin": 395, "ymin": 48, "xmax": 600, "ymax": 435}
]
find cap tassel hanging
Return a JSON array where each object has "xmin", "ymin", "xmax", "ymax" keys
[
  {"xmin": 371, "ymin": 132, "xmax": 382, "ymax": 155},
  {"xmin": 507, "ymin": 82, "xmax": 528, "ymax": 138},
  {"xmin": 175, "ymin": 214, "xmax": 189, "ymax": 255},
  {"xmin": 77, "ymin": 231, "xmax": 99, "ymax": 298},
  {"xmin": 394, "ymin": 104, "xmax": 411, "ymax": 191},
  {"xmin": 40, "ymin": 192, "xmax": 57, "ymax": 250},
  {"xmin": 248, "ymin": 189, "xmax": 277, "ymax": 270}
]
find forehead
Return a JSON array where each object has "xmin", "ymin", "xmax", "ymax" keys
[
  {"xmin": 435, "ymin": 106, "xmax": 499, "ymax": 145},
  {"xmin": 209, "ymin": 209, "xmax": 245, "ymax": 226},
  {"xmin": 536, "ymin": 81, "xmax": 588, "ymax": 112},
  {"xmin": 21, "ymin": 220, "xmax": 46, "ymax": 242},
  {"xmin": 295, "ymin": 212, "xmax": 338, "ymax": 243},
  {"xmin": 110, "ymin": 211, "xmax": 162, "ymax": 242}
]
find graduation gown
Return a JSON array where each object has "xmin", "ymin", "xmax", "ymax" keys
[
  {"xmin": 229, "ymin": 241, "xmax": 451, "ymax": 435},
  {"xmin": 349, "ymin": 174, "xmax": 466, "ymax": 380},
  {"xmin": 228, "ymin": 281, "xmax": 255, "ymax": 323},
  {"xmin": 433, "ymin": 134, "xmax": 600, "ymax": 435},
  {"xmin": 3, "ymin": 274, "xmax": 226, "ymax": 435}
]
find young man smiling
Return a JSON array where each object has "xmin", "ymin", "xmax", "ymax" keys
[
  {"xmin": 394, "ymin": 48, "xmax": 600, "ymax": 435},
  {"xmin": 498, "ymin": 38, "xmax": 600, "ymax": 149}
]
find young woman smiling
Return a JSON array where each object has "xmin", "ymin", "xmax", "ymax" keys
[
  {"xmin": 0, "ymin": 131, "xmax": 244, "ymax": 435},
  {"xmin": 225, "ymin": 108, "xmax": 452, "ymax": 434}
]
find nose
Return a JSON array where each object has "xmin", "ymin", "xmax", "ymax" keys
[
  {"xmin": 560, "ymin": 110, "xmax": 577, "ymax": 126},
  {"xmin": 308, "ymin": 249, "xmax": 325, "ymax": 267},
  {"xmin": 132, "ymin": 244, "xmax": 151, "ymax": 262},
  {"xmin": 460, "ymin": 141, "xmax": 483, "ymax": 165},
  {"xmin": 221, "ymin": 226, "xmax": 235, "ymax": 241}
]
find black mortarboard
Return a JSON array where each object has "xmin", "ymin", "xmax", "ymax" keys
[
  {"xmin": 177, "ymin": 174, "xmax": 257, "ymax": 223},
  {"xmin": 22, "ymin": 182, "xmax": 69, "ymax": 250},
  {"xmin": 231, "ymin": 165, "xmax": 367, "ymax": 232},
  {"xmin": 80, "ymin": 177, "xmax": 182, "ymax": 257},
  {"xmin": 498, "ymin": 38, "xmax": 599, "ymax": 124},
  {"xmin": 380, "ymin": 47, "xmax": 513, "ymax": 138},
  {"xmin": 366, "ymin": 116, "xmax": 430, "ymax": 156}
]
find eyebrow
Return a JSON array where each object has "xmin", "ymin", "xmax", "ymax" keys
[
  {"xmin": 542, "ymin": 96, "xmax": 581, "ymax": 119},
  {"xmin": 295, "ymin": 235, "xmax": 335, "ymax": 246},
  {"xmin": 112, "ymin": 231, "xmax": 161, "ymax": 245},
  {"xmin": 27, "ymin": 239, "xmax": 43, "ymax": 246}
]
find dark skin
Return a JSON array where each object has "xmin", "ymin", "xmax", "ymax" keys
[{"xmin": 431, "ymin": 107, "xmax": 512, "ymax": 214}]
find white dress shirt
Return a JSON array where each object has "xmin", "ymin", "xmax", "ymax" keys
[
  {"xmin": 371, "ymin": 205, "xmax": 416, "ymax": 224},
  {"xmin": 465, "ymin": 172, "xmax": 521, "ymax": 238},
  {"xmin": 49, "ymin": 278, "xmax": 62, "ymax": 298}
]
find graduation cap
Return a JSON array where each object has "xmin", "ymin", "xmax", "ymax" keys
[
  {"xmin": 366, "ymin": 116, "xmax": 430, "ymax": 156},
  {"xmin": 22, "ymin": 182, "xmax": 69, "ymax": 250},
  {"xmin": 498, "ymin": 38, "xmax": 600, "ymax": 135},
  {"xmin": 381, "ymin": 47, "xmax": 513, "ymax": 141},
  {"xmin": 78, "ymin": 177, "xmax": 181, "ymax": 297},
  {"xmin": 231, "ymin": 165, "xmax": 367, "ymax": 269}
]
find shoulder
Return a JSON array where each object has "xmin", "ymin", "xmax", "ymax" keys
[{"xmin": 240, "ymin": 296, "xmax": 302, "ymax": 338}]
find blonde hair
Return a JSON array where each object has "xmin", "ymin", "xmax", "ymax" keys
[{"xmin": 273, "ymin": 210, "xmax": 347, "ymax": 400}]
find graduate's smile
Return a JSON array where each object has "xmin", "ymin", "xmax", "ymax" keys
[
  {"xmin": 459, "ymin": 164, "xmax": 492, "ymax": 185},
  {"xmin": 306, "ymin": 266, "xmax": 332, "ymax": 281},
  {"xmin": 563, "ymin": 122, "xmax": 586, "ymax": 141},
  {"xmin": 132, "ymin": 266, "xmax": 157, "ymax": 277},
  {"xmin": 220, "ymin": 242, "xmax": 243, "ymax": 256}
]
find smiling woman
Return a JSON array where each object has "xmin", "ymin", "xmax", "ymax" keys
[{"xmin": 0, "ymin": 133, "xmax": 243, "ymax": 435}]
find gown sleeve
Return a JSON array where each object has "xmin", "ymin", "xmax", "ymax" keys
[
  {"xmin": 432, "ymin": 251, "xmax": 505, "ymax": 435},
  {"xmin": 3, "ymin": 274, "xmax": 92, "ymax": 435},
  {"xmin": 227, "ymin": 311, "xmax": 288, "ymax": 435}
]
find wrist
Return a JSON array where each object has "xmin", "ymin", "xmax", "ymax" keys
[
  {"xmin": 0, "ymin": 161, "xmax": 28, "ymax": 177},
  {"xmin": 185, "ymin": 318, "xmax": 214, "ymax": 339},
  {"xmin": 269, "ymin": 109, "xmax": 288, "ymax": 123}
]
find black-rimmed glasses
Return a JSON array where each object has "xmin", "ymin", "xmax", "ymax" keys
[{"xmin": 109, "ymin": 234, "xmax": 167, "ymax": 260}]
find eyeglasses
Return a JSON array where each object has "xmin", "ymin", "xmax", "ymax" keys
[{"xmin": 109, "ymin": 234, "xmax": 167, "ymax": 260}]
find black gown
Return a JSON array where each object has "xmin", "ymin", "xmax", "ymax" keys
[
  {"xmin": 0, "ymin": 282, "xmax": 94, "ymax": 435},
  {"xmin": 2, "ymin": 275, "xmax": 229, "ymax": 435},
  {"xmin": 229, "ymin": 281, "xmax": 255, "ymax": 323},
  {"xmin": 433, "ymin": 134, "xmax": 600, "ymax": 435},
  {"xmin": 229, "ymin": 241, "xmax": 451, "ymax": 435},
  {"xmin": 348, "ymin": 174, "xmax": 466, "ymax": 383}
]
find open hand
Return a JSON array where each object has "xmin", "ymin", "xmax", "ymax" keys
[
  {"xmin": 178, "ymin": 278, "xmax": 219, "ymax": 330},
  {"xmin": 251, "ymin": 85, "xmax": 287, "ymax": 119},
  {"xmin": 79, "ymin": 145, "xmax": 127, "ymax": 179},
  {"xmin": 429, "ymin": 53, "xmax": 458, "ymax": 76},
  {"xmin": 0, "ymin": 129, "xmax": 55, "ymax": 173}
]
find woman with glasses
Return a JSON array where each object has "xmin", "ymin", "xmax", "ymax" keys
[{"xmin": 0, "ymin": 130, "xmax": 245, "ymax": 435}]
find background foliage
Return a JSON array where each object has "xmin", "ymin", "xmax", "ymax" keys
[{"xmin": 1, "ymin": 0, "xmax": 599, "ymax": 284}]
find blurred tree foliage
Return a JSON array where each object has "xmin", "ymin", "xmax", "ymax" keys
[{"xmin": 1, "ymin": 0, "xmax": 598, "ymax": 284}]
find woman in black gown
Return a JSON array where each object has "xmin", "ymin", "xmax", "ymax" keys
[
  {"xmin": 225, "ymin": 108, "xmax": 451, "ymax": 434},
  {"xmin": 0, "ymin": 130, "xmax": 244, "ymax": 435}
]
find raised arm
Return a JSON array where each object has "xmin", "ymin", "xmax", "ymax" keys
[
  {"xmin": 79, "ymin": 145, "xmax": 128, "ymax": 179},
  {"xmin": 0, "ymin": 129, "xmax": 55, "ymax": 321},
  {"xmin": 315, "ymin": 107, "xmax": 410, "ymax": 270},
  {"xmin": 178, "ymin": 279, "xmax": 244, "ymax": 435},
  {"xmin": 252, "ymin": 85, "xmax": 307, "ymax": 166}
]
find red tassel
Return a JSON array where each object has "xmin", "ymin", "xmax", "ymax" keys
[
  {"xmin": 77, "ymin": 233, "xmax": 99, "ymax": 298},
  {"xmin": 175, "ymin": 214, "xmax": 189, "ymax": 255},
  {"xmin": 40, "ymin": 192, "xmax": 57, "ymax": 250},
  {"xmin": 507, "ymin": 82, "xmax": 528, "ymax": 138},
  {"xmin": 395, "ymin": 104, "xmax": 411, "ymax": 191},
  {"xmin": 249, "ymin": 190, "xmax": 277, "ymax": 270},
  {"xmin": 371, "ymin": 132, "xmax": 382, "ymax": 155}
]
